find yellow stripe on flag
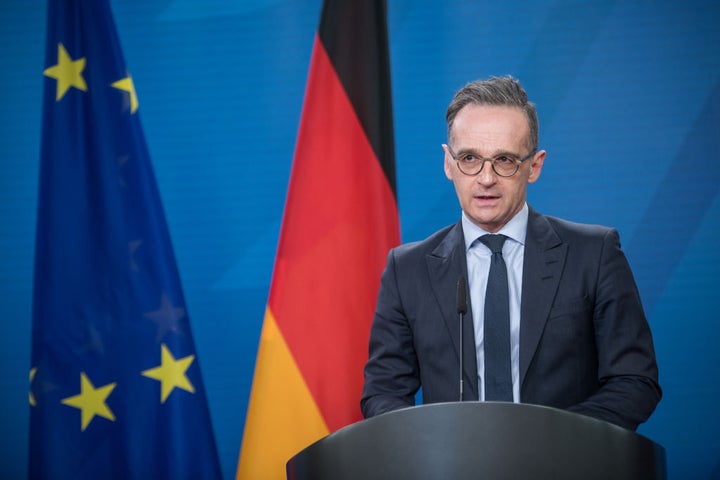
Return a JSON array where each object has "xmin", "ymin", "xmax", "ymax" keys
[{"xmin": 237, "ymin": 308, "xmax": 329, "ymax": 479}]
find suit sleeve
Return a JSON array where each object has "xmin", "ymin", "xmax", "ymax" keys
[
  {"xmin": 361, "ymin": 248, "xmax": 420, "ymax": 418},
  {"xmin": 566, "ymin": 228, "xmax": 662, "ymax": 430}
]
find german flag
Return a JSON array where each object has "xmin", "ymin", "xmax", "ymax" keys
[{"xmin": 236, "ymin": 0, "xmax": 399, "ymax": 478}]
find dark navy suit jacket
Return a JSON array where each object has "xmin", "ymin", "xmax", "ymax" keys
[{"xmin": 361, "ymin": 207, "xmax": 661, "ymax": 430}]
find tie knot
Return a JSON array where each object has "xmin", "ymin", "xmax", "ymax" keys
[{"xmin": 479, "ymin": 234, "xmax": 508, "ymax": 254}]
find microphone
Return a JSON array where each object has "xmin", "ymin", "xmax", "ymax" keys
[{"xmin": 456, "ymin": 276, "xmax": 467, "ymax": 401}]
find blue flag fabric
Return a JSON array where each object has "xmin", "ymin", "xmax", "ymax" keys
[{"xmin": 29, "ymin": 1, "xmax": 222, "ymax": 478}]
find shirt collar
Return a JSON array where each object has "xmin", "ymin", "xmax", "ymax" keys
[{"xmin": 461, "ymin": 203, "xmax": 529, "ymax": 251}]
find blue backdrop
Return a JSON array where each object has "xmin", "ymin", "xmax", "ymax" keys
[{"xmin": 1, "ymin": 1, "xmax": 718, "ymax": 479}]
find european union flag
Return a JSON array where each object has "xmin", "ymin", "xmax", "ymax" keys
[{"xmin": 29, "ymin": 1, "xmax": 222, "ymax": 478}]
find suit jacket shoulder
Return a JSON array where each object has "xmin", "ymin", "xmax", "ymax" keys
[
  {"xmin": 392, "ymin": 223, "xmax": 458, "ymax": 261},
  {"xmin": 543, "ymin": 213, "xmax": 616, "ymax": 241}
]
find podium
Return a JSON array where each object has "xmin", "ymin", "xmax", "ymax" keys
[{"xmin": 286, "ymin": 402, "xmax": 666, "ymax": 480}]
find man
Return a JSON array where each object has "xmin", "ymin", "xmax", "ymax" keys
[{"xmin": 361, "ymin": 76, "xmax": 661, "ymax": 431}]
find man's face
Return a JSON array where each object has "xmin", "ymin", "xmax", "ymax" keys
[{"xmin": 443, "ymin": 103, "xmax": 546, "ymax": 233}]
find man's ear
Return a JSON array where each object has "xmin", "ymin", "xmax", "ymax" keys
[
  {"xmin": 442, "ymin": 144, "xmax": 453, "ymax": 180},
  {"xmin": 528, "ymin": 149, "xmax": 546, "ymax": 184}
]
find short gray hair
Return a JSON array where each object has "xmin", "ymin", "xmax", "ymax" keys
[{"xmin": 445, "ymin": 76, "xmax": 539, "ymax": 151}]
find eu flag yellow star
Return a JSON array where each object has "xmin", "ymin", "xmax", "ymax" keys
[
  {"xmin": 142, "ymin": 343, "xmax": 196, "ymax": 403},
  {"xmin": 43, "ymin": 43, "xmax": 88, "ymax": 101},
  {"xmin": 111, "ymin": 75, "xmax": 139, "ymax": 114},
  {"xmin": 61, "ymin": 373, "xmax": 117, "ymax": 431}
]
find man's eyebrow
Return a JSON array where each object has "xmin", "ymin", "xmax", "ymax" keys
[{"xmin": 454, "ymin": 147, "xmax": 522, "ymax": 158}]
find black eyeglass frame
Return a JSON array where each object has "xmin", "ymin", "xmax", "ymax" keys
[{"xmin": 444, "ymin": 144, "xmax": 537, "ymax": 177}]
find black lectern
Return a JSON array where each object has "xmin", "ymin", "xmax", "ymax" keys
[{"xmin": 286, "ymin": 402, "xmax": 665, "ymax": 480}]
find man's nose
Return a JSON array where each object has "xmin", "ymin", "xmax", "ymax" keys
[{"xmin": 475, "ymin": 160, "xmax": 497, "ymax": 185}]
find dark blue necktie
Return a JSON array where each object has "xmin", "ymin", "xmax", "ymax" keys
[{"xmin": 480, "ymin": 234, "xmax": 513, "ymax": 401}]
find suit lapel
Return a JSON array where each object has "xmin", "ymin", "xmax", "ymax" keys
[
  {"xmin": 425, "ymin": 222, "xmax": 479, "ymax": 400},
  {"xmin": 519, "ymin": 208, "xmax": 567, "ymax": 386}
]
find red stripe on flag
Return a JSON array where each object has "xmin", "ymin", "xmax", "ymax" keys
[{"xmin": 269, "ymin": 34, "xmax": 399, "ymax": 432}]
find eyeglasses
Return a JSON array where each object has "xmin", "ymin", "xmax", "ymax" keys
[{"xmin": 444, "ymin": 144, "xmax": 536, "ymax": 177}]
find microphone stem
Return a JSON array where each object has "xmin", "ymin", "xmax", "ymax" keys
[
  {"xmin": 457, "ymin": 275, "xmax": 467, "ymax": 402},
  {"xmin": 459, "ymin": 310, "xmax": 464, "ymax": 402}
]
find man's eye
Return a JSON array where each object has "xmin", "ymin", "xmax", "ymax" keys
[
  {"xmin": 461, "ymin": 154, "xmax": 478, "ymax": 163},
  {"xmin": 495, "ymin": 155, "xmax": 515, "ymax": 165}
]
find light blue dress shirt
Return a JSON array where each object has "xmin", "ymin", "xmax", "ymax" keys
[{"xmin": 461, "ymin": 203, "xmax": 528, "ymax": 402}]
